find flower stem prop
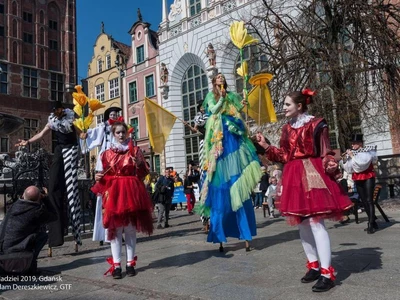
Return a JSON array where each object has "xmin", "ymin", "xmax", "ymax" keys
[{"xmin": 229, "ymin": 21, "xmax": 258, "ymax": 120}]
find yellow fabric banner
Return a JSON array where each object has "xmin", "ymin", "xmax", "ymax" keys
[
  {"xmin": 144, "ymin": 97, "xmax": 177, "ymax": 154},
  {"xmin": 247, "ymin": 85, "xmax": 277, "ymax": 125}
]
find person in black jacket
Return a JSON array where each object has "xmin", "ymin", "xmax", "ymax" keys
[
  {"xmin": 259, "ymin": 166, "xmax": 270, "ymax": 202},
  {"xmin": 155, "ymin": 169, "xmax": 175, "ymax": 229},
  {"xmin": 0, "ymin": 186, "xmax": 57, "ymax": 273}
]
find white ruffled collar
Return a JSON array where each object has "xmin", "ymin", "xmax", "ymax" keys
[
  {"xmin": 110, "ymin": 139, "xmax": 130, "ymax": 153},
  {"xmin": 289, "ymin": 113, "xmax": 314, "ymax": 129}
]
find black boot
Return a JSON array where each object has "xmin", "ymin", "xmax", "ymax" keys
[
  {"xmin": 312, "ymin": 276, "xmax": 335, "ymax": 292},
  {"xmin": 301, "ymin": 269, "xmax": 321, "ymax": 283},
  {"xmin": 366, "ymin": 223, "xmax": 376, "ymax": 234}
]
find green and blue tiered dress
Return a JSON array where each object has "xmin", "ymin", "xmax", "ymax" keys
[{"xmin": 199, "ymin": 91, "xmax": 262, "ymax": 243}]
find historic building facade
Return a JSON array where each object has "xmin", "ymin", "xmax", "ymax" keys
[
  {"xmin": 124, "ymin": 12, "xmax": 161, "ymax": 173},
  {"xmin": 0, "ymin": 0, "xmax": 77, "ymax": 154},
  {"xmin": 158, "ymin": 0, "xmax": 398, "ymax": 178},
  {"xmin": 83, "ymin": 24, "xmax": 130, "ymax": 160}
]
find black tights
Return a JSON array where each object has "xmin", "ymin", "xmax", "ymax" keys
[{"xmin": 355, "ymin": 178, "xmax": 376, "ymax": 225}]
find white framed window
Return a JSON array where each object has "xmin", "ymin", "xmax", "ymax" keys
[
  {"xmin": 95, "ymin": 83, "xmax": 105, "ymax": 101},
  {"xmin": 96, "ymin": 114, "xmax": 104, "ymax": 125},
  {"xmin": 24, "ymin": 118, "xmax": 39, "ymax": 151},
  {"xmin": 136, "ymin": 45, "xmax": 144, "ymax": 64},
  {"xmin": 97, "ymin": 59, "xmax": 103, "ymax": 73},
  {"xmin": 106, "ymin": 54, "xmax": 111, "ymax": 69},
  {"xmin": 109, "ymin": 78, "xmax": 120, "ymax": 99},
  {"xmin": 145, "ymin": 74, "xmax": 155, "ymax": 97},
  {"xmin": 129, "ymin": 81, "xmax": 138, "ymax": 103},
  {"xmin": 130, "ymin": 117, "xmax": 139, "ymax": 140},
  {"xmin": 189, "ymin": 0, "xmax": 201, "ymax": 16}
]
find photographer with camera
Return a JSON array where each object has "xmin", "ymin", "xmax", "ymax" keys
[{"xmin": 0, "ymin": 186, "xmax": 57, "ymax": 274}]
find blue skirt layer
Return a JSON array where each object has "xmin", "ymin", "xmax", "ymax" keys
[{"xmin": 206, "ymin": 116, "xmax": 258, "ymax": 243}]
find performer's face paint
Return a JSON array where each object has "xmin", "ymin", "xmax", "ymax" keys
[
  {"xmin": 283, "ymin": 96, "xmax": 301, "ymax": 118},
  {"xmin": 113, "ymin": 125, "xmax": 127, "ymax": 143},
  {"xmin": 109, "ymin": 111, "xmax": 118, "ymax": 120}
]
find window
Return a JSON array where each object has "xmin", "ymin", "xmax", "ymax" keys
[
  {"xmin": 182, "ymin": 65, "xmax": 208, "ymax": 164},
  {"xmin": 49, "ymin": 40, "xmax": 58, "ymax": 50},
  {"xmin": 23, "ymin": 68, "xmax": 38, "ymax": 98},
  {"xmin": 23, "ymin": 12, "xmax": 33, "ymax": 23},
  {"xmin": 24, "ymin": 119, "xmax": 39, "ymax": 151},
  {"xmin": 189, "ymin": 0, "xmax": 201, "ymax": 16},
  {"xmin": 130, "ymin": 117, "xmax": 139, "ymax": 140},
  {"xmin": 97, "ymin": 59, "xmax": 102, "ymax": 73},
  {"xmin": 23, "ymin": 33, "xmax": 33, "ymax": 43},
  {"xmin": 109, "ymin": 78, "xmax": 120, "ymax": 99},
  {"xmin": 154, "ymin": 155, "xmax": 160, "ymax": 174},
  {"xmin": 69, "ymin": 43, "xmax": 73, "ymax": 51},
  {"xmin": 95, "ymin": 83, "xmax": 105, "ymax": 101},
  {"xmin": 145, "ymin": 75, "xmax": 154, "ymax": 97},
  {"xmin": 136, "ymin": 46, "xmax": 144, "ymax": 64},
  {"xmin": 1, "ymin": 137, "xmax": 8, "ymax": 152},
  {"xmin": 0, "ymin": 63, "xmax": 8, "ymax": 94},
  {"xmin": 129, "ymin": 81, "xmax": 138, "ymax": 103},
  {"xmin": 50, "ymin": 73, "xmax": 64, "ymax": 101},
  {"xmin": 106, "ymin": 55, "xmax": 111, "ymax": 69},
  {"xmin": 0, "ymin": 26, "xmax": 4, "ymax": 37},
  {"xmin": 0, "ymin": 4, "xmax": 4, "ymax": 14},
  {"xmin": 49, "ymin": 20, "xmax": 57, "ymax": 30},
  {"xmin": 96, "ymin": 114, "xmax": 104, "ymax": 125}
]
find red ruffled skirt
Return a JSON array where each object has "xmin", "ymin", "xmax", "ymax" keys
[
  {"xmin": 278, "ymin": 157, "xmax": 353, "ymax": 225},
  {"xmin": 91, "ymin": 175, "xmax": 154, "ymax": 240}
]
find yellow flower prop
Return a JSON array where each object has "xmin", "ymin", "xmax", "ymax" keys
[
  {"xmin": 229, "ymin": 21, "xmax": 258, "ymax": 49},
  {"xmin": 236, "ymin": 61, "xmax": 248, "ymax": 77},
  {"xmin": 72, "ymin": 85, "xmax": 105, "ymax": 132},
  {"xmin": 229, "ymin": 21, "xmax": 258, "ymax": 106}
]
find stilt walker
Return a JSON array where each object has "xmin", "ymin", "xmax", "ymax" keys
[{"xmin": 15, "ymin": 101, "xmax": 82, "ymax": 253}]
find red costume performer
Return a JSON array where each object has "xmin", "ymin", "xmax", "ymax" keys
[
  {"xmin": 91, "ymin": 122, "xmax": 153, "ymax": 279},
  {"xmin": 267, "ymin": 117, "xmax": 353, "ymax": 224},
  {"xmin": 93, "ymin": 140, "xmax": 153, "ymax": 240},
  {"xmin": 257, "ymin": 90, "xmax": 352, "ymax": 293}
]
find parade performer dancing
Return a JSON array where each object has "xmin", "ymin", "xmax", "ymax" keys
[
  {"xmin": 343, "ymin": 134, "xmax": 378, "ymax": 234},
  {"xmin": 16, "ymin": 101, "xmax": 82, "ymax": 248},
  {"xmin": 80, "ymin": 106, "xmax": 122, "ymax": 242},
  {"xmin": 92, "ymin": 122, "xmax": 153, "ymax": 279},
  {"xmin": 199, "ymin": 73, "xmax": 261, "ymax": 252},
  {"xmin": 256, "ymin": 90, "xmax": 352, "ymax": 292}
]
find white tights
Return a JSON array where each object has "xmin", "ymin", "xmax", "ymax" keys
[
  {"xmin": 298, "ymin": 218, "xmax": 331, "ymax": 277},
  {"xmin": 110, "ymin": 223, "xmax": 137, "ymax": 266}
]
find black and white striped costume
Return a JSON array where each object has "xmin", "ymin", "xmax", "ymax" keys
[
  {"xmin": 47, "ymin": 109, "xmax": 81, "ymax": 246},
  {"xmin": 194, "ymin": 111, "xmax": 209, "ymax": 225}
]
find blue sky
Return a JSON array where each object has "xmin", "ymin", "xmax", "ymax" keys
[{"xmin": 76, "ymin": 0, "xmax": 174, "ymax": 82}]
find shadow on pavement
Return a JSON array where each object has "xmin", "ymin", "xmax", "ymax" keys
[
  {"xmin": 136, "ymin": 248, "xmax": 234, "ymax": 272},
  {"xmin": 333, "ymin": 247, "xmax": 383, "ymax": 285}
]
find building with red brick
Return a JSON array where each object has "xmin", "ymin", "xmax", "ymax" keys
[{"xmin": 0, "ymin": 0, "xmax": 77, "ymax": 155}]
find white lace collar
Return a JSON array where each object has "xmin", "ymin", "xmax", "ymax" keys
[{"xmin": 289, "ymin": 113, "xmax": 314, "ymax": 129}]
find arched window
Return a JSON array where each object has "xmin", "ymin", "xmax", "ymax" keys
[
  {"xmin": 39, "ymin": 48, "xmax": 45, "ymax": 69},
  {"xmin": 39, "ymin": 10, "xmax": 44, "ymax": 23},
  {"xmin": 182, "ymin": 65, "xmax": 209, "ymax": 165},
  {"xmin": 12, "ymin": 1, "xmax": 17, "ymax": 16}
]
